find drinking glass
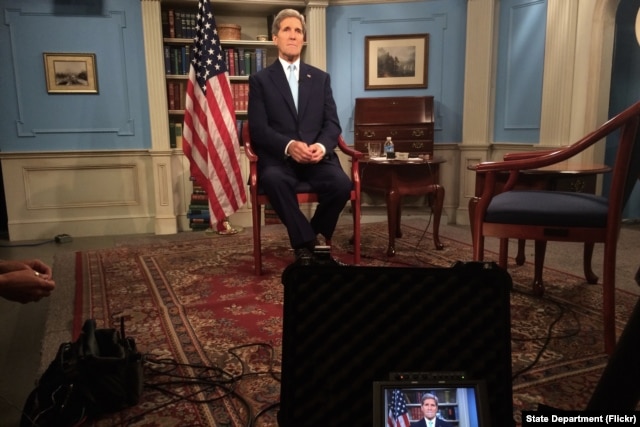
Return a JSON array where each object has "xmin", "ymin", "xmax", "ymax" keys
[{"xmin": 367, "ymin": 142, "xmax": 382, "ymax": 158}]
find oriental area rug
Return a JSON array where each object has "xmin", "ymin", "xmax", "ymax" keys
[{"xmin": 45, "ymin": 220, "xmax": 638, "ymax": 427}]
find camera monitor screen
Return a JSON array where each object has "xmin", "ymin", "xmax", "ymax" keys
[{"xmin": 374, "ymin": 379, "xmax": 491, "ymax": 427}]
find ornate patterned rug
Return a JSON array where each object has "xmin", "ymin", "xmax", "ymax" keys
[{"xmin": 50, "ymin": 220, "xmax": 638, "ymax": 426}]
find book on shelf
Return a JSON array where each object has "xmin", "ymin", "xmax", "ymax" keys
[
  {"xmin": 169, "ymin": 122, "xmax": 177, "ymax": 148},
  {"xmin": 175, "ymin": 123, "xmax": 183, "ymax": 149},
  {"xmin": 244, "ymin": 50, "xmax": 252, "ymax": 76},
  {"xmin": 167, "ymin": 81, "xmax": 176, "ymax": 110},
  {"xmin": 167, "ymin": 9, "xmax": 175, "ymax": 38},
  {"xmin": 161, "ymin": 9, "xmax": 170, "ymax": 39},
  {"xmin": 164, "ymin": 45, "xmax": 171, "ymax": 74},
  {"xmin": 189, "ymin": 217, "xmax": 211, "ymax": 224},
  {"xmin": 237, "ymin": 48, "xmax": 245, "ymax": 76},
  {"xmin": 226, "ymin": 48, "xmax": 236, "ymax": 75},
  {"xmin": 174, "ymin": 11, "xmax": 183, "ymax": 39},
  {"xmin": 187, "ymin": 211, "xmax": 210, "ymax": 220},
  {"xmin": 188, "ymin": 205, "xmax": 209, "ymax": 214},
  {"xmin": 255, "ymin": 48, "xmax": 264, "ymax": 72},
  {"xmin": 190, "ymin": 193, "xmax": 208, "ymax": 203}
]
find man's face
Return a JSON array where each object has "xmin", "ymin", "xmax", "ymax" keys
[
  {"xmin": 274, "ymin": 16, "xmax": 304, "ymax": 62},
  {"xmin": 420, "ymin": 398, "xmax": 438, "ymax": 420}
]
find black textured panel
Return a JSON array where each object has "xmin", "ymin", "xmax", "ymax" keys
[{"xmin": 280, "ymin": 261, "xmax": 514, "ymax": 427}]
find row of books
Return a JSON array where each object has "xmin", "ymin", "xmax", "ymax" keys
[
  {"xmin": 167, "ymin": 81, "xmax": 186, "ymax": 111},
  {"xmin": 226, "ymin": 48, "xmax": 268, "ymax": 77},
  {"xmin": 170, "ymin": 119, "xmax": 248, "ymax": 149},
  {"xmin": 167, "ymin": 81, "xmax": 249, "ymax": 113},
  {"xmin": 164, "ymin": 46, "xmax": 268, "ymax": 77},
  {"xmin": 164, "ymin": 45, "xmax": 192, "ymax": 76},
  {"xmin": 162, "ymin": 9, "xmax": 196, "ymax": 39}
]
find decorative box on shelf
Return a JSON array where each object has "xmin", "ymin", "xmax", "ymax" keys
[{"xmin": 218, "ymin": 23, "xmax": 241, "ymax": 40}]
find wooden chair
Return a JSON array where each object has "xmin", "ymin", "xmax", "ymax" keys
[
  {"xmin": 242, "ymin": 124, "xmax": 363, "ymax": 275},
  {"xmin": 469, "ymin": 100, "xmax": 640, "ymax": 354},
  {"xmin": 500, "ymin": 147, "xmax": 603, "ymax": 285}
]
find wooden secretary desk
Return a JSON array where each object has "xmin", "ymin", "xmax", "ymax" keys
[
  {"xmin": 354, "ymin": 96, "xmax": 445, "ymax": 256},
  {"xmin": 354, "ymin": 96, "xmax": 434, "ymax": 155}
]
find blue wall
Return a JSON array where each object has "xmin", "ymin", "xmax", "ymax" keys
[
  {"xmin": 2, "ymin": 0, "xmax": 548, "ymax": 152},
  {"xmin": 493, "ymin": 0, "xmax": 547, "ymax": 143},
  {"xmin": 326, "ymin": 1, "xmax": 467, "ymax": 145},
  {"xmin": 0, "ymin": 0, "xmax": 150, "ymax": 152}
]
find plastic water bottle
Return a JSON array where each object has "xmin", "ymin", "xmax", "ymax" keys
[{"xmin": 384, "ymin": 136, "xmax": 395, "ymax": 159}]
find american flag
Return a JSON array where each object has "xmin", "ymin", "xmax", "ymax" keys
[
  {"xmin": 388, "ymin": 389, "xmax": 410, "ymax": 427},
  {"xmin": 182, "ymin": 0, "xmax": 246, "ymax": 230}
]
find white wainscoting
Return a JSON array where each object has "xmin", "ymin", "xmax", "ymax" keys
[{"xmin": 1, "ymin": 145, "xmax": 465, "ymax": 241}]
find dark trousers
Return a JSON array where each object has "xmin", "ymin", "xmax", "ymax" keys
[{"xmin": 258, "ymin": 156, "xmax": 352, "ymax": 249}]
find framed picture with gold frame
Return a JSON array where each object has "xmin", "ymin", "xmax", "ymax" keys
[
  {"xmin": 43, "ymin": 53, "xmax": 98, "ymax": 94},
  {"xmin": 365, "ymin": 34, "xmax": 429, "ymax": 90}
]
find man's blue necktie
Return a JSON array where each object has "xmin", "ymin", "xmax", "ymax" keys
[{"xmin": 288, "ymin": 64, "xmax": 298, "ymax": 111}]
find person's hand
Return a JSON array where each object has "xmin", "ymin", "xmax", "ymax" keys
[
  {"xmin": 288, "ymin": 141, "xmax": 324, "ymax": 164},
  {"xmin": 307, "ymin": 143, "xmax": 325, "ymax": 163},
  {"xmin": 0, "ymin": 259, "xmax": 52, "ymax": 280},
  {"xmin": 288, "ymin": 140, "xmax": 313, "ymax": 163},
  {"xmin": 19, "ymin": 259, "xmax": 53, "ymax": 280},
  {"xmin": 0, "ymin": 268, "xmax": 55, "ymax": 304}
]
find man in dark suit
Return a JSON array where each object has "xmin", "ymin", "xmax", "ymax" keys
[
  {"xmin": 247, "ymin": 8, "xmax": 352, "ymax": 260},
  {"xmin": 410, "ymin": 393, "xmax": 453, "ymax": 427}
]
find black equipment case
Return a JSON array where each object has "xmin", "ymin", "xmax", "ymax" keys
[{"xmin": 279, "ymin": 261, "xmax": 515, "ymax": 426}]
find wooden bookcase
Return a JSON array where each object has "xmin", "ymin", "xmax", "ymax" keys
[
  {"xmin": 143, "ymin": 0, "xmax": 324, "ymax": 231},
  {"xmin": 160, "ymin": 1, "xmax": 304, "ymax": 132}
]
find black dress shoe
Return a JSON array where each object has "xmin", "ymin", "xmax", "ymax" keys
[
  {"xmin": 310, "ymin": 245, "xmax": 348, "ymax": 267},
  {"xmin": 294, "ymin": 247, "xmax": 314, "ymax": 265}
]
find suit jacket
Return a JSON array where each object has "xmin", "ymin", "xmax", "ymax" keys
[
  {"xmin": 410, "ymin": 418, "xmax": 453, "ymax": 427},
  {"xmin": 246, "ymin": 59, "xmax": 349, "ymax": 247},
  {"xmin": 247, "ymin": 59, "xmax": 342, "ymax": 170}
]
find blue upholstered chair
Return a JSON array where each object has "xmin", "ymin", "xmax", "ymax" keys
[{"xmin": 469, "ymin": 100, "xmax": 640, "ymax": 354}]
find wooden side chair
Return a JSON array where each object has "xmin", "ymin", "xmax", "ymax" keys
[
  {"xmin": 499, "ymin": 147, "xmax": 603, "ymax": 285},
  {"xmin": 242, "ymin": 124, "xmax": 363, "ymax": 275},
  {"xmin": 469, "ymin": 100, "xmax": 640, "ymax": 354}
]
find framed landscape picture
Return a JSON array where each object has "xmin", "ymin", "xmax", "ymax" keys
[
  {"xmin": 43, "ymin": 53, "xmax": 98, "ymax": 94},
  {"xmin": 365, "ymin": 34, "xmax": 429, "ymax": 90}
]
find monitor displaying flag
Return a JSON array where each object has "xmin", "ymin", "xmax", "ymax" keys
[
  {"xmin": 388, "ymin": 389, "xmax": 410, "ymax": 427},
  {"xmin": 182, "ymin": 0, "xmax": 246, "ymax": 231}
]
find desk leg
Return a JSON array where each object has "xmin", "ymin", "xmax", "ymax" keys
[
  {"xmin": 431, "ymin": 185, "xmax": 444, "ymax": 250},
  {"xmin": 386, "ymin": 189, "xmax": 400, "ymax": 257}
]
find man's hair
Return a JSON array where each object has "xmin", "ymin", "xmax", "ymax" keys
[
  {"xmin": 421, "ymin": 393, "xmax": 439, "ymax": 406},
  {"xmin": 272, "ymin": 8, "xmax": 306, "ymax": 37}
]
